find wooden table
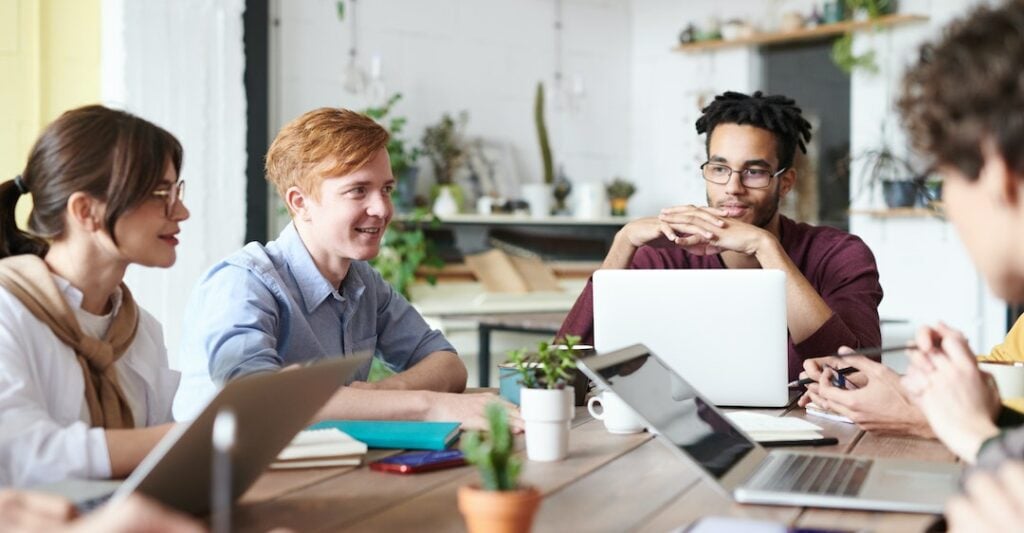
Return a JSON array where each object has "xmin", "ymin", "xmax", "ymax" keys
[{"xmin": 233, "ymin": 405, "xmax": 955, "ymax": 532}]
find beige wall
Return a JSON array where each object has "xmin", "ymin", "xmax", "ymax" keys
[{"xmin": 0, "ymin": 0, "xmax": 100, "ymax": 224}]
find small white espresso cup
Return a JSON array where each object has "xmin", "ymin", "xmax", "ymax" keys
[
  {"xmin": 586, "ymin": 391, "xmax": 645, "ymax": 434},
  {"xmin": 979, "ymin": 360, "xmax": 1024, "ymax": 400}
]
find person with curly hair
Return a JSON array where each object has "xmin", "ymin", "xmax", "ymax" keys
[{"xmin": 559, "ymin": 90, "xmax": 884, "ymax": 383}]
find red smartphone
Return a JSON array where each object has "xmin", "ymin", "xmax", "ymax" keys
[{"xmin": 369, "ymin": 450, "xmax": 466, "ymax": 474}]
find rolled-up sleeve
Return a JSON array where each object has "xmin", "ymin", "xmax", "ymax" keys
[
  {"xmin": 369, "ymin": 268, "xmax": 454, "ymax": 371},
  {"xmin": 192, "ymin": 263, "xmax": 285, "ymax": 384},
  {"xmin": 792, "ymin": 236, "xmax": 883, "ymax": 363}
]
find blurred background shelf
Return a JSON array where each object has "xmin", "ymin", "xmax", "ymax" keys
[
  {"xmin": 675, "ymin": 13, "xmax": 929, "ymax": 53},
  {"xmin": 848, "ymin": 207, "xmax": 944, "ymax": 219}
]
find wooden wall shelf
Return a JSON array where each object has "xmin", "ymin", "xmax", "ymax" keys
[{"xmin": 674, "ymin": 13, "xmax": 928, "ymax": 53}]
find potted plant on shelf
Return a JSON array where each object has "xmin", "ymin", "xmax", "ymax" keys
[
  {"xmin": 363, "ymin": 93, "xmax": 421, "ymax": 212},
  {"xmin": 854, "ymin": 146, "xmax": 923, "ymax": 209},
  {"xmin": 507, "ymin": 336, "xmax": 580, "ymax": 462},
  {"xmin": 421, "ymin": 111, "xmax": 469, "ymax": 216},
  {"xmin": 523, "ymin": 81, "xmax": 554, "ymax": 217},
  {"xmin": 605, "ymin": 177, "xmax": 636, "ymax": 216},
  {"xmin": 370, "ymin": 208, "xmax": 444, "ymax": 300},
  {"xmin": 830, "ymin": 0, "xmax": 894, "ymax": 73},
  {"xmin": 458, "ymin": 402, "xmax": 542, "ymax": 533}
]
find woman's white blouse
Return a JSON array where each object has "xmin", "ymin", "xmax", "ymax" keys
[{"xmin": 0, "ymin": 277, "xmax": 179, "ymax": 487}]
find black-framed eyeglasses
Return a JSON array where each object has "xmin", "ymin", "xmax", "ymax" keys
[
  {"xmin": 700, "ymin": 162, "xmax": 787, "ymax": 189},
  {"xmin": 151, "ymin": 179, "xmax": 185, "ymax": 217}
]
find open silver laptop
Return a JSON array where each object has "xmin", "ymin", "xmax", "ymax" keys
[
  {"xmin": 577, "ymin": 345, "xmax": 961, "ymax": 513},
  {"xmin": 39, "ymin": 354, "xmax": 369, "ymax": 515},
  {"xmin": 593, "ymin": 269, "xmax": 789, "ymax": 407}
]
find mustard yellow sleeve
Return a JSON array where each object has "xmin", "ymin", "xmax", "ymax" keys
[{"xmin": 981, "ymin": 315, "xmax": 1024, "ymax": 363}]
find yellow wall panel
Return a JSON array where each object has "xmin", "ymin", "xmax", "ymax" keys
[{"xmin": 0, "ymin": 0, "xmax": 99, "ymax": 226}]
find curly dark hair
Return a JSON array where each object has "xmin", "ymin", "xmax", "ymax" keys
[
  {"xmin": 899, "ymin": 0, "xmax": 1024, "ymax": 181},
  {"xmin": 695, "ymin": 91, "xmax": 812, "ymax": 170}
]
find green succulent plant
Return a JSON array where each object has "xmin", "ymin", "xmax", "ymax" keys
[
  {"xmin": 605, "ymin": 178, "xmax": 636, "ymax": 200},
  {"xmin": 460, "ymin": 402, "xmax": 521, "ymax": 491},
  {"xmin": 507, "ymin": 335, "xmax": 581, "ymax": 390}
]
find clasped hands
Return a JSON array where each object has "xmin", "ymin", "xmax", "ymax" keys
[{"xmin": 622, "ymin": 205, "xmax": 768, "ymax": 256}]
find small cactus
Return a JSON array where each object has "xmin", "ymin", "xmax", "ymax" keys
[
  {"xmin": 535, "ymin": 82, "xmax": 554, "ymax": 185},
  {"xmin": 460, "ymin": 403, "xmax": 521, "ymax": 491}
]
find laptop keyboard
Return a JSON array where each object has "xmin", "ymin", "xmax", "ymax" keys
[{"xmin": 746, "ymin": 454, "xmax": 873, "ymax": 497}]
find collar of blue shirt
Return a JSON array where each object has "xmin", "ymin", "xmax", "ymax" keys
[{"xmin": 276, "ymin": 223, "xmax": 367, "ymax": 314}]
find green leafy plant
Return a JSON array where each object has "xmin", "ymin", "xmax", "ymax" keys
[
  {"xmin": 830, "ymin": 0, "xmax": 894, "ymax": 73},
  {"xmin": 831, "ymin": 33, "xmax": 877, "ymax": 74},
  {"xmin": 605, "ymin": 177, "xmax": 636, "ymax": 200},
  {"xmin": 535, "ymin": 82, "xmax": 554, "ymax": 185},
  {"xmin": 363, "ymin": 93, "xmax": 421, "ymax": 177},
  {"xmin": 370, "ymin": 208, "xmax": 444, "ymax": 300},
  {"xmin": 846, "ymin": 0, "xmax": 891, "ymax": 18},
  {"xmin": 421, "ymin": 112, "xmax": 468, "ymax": 186},
  {"xmin": 507, "ymin": 335, "xmax": 580, "ymax": 390},
  {"xmin": 460, "ymin": 402, "xmax": 521, "ymax": 491}
]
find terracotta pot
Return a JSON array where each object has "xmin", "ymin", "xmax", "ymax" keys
[{"xmin": 457, "ymin": 485, "xmax": 542, "ymax": 533}]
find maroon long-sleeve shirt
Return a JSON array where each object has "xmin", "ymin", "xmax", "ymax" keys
[{"xmin": 558, "ymin": 216, "xmax": 883, "ymax": 380}]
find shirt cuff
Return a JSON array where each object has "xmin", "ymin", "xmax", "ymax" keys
[{"xmin": 85, "ymin": 427, "xmax": 113, "ymax": 479}]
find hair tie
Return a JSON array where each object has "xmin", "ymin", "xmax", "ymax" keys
[{"xmin": 12, "ymin": 175, "xmax": 28, "ymax": 196}]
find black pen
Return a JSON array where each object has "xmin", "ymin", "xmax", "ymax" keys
[
  {"xmin": 787, "ymin": 345, "xmax": 909, "ymax": 387},
  {"xmin": 760, "ymin": 437, "xmax": 839, "ymax": 448}
]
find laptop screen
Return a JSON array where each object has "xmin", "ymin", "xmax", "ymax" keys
[{"xmin": 585, "ymin": 350, "xmax": 756, "ymax": 479}]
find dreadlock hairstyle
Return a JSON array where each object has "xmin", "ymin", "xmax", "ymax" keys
[{"xmin": 695, "ymin": 91, "xmax": 813, "ymax": 171}]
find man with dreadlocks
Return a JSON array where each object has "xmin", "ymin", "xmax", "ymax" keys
[{"xmin": 558, "ymin": 90, "xmax": 883, "ymax": 383}]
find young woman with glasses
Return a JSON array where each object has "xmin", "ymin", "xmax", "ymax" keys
[{"xmin": 0, "ymin": 105, "xmax": 189, "ymax": 487}]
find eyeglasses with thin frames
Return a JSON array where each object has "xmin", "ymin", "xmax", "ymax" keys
[
  {"xmin": 151, "ymin": 179, "xmax": 185, "ymax": 217},
  {"xmin": 700, "ymin": 162, "xmax": 787, "ymax": 189}
]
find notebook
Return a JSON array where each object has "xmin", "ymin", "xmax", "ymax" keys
[
  {"xmin": 726, "ymin": 411, "xmax": 825, "ymax": 443},
  {"xmin": 270, "ymin": 428, "xmax": 368, "ymax": 470},
  {"xmin": 309, "ymin": 420, "xmax": 461, "ymax": 451}
]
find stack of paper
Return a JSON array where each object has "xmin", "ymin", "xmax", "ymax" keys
[
  {"xmin": 271, "ymin": 428, "xmax": 368, "ymax": 470},
  {"xmin": 725, "ymin": 411, "xmax": 824, "ymax": 443}
]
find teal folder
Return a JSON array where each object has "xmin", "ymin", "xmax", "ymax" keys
[{"xmin": 309, "ymin": 420, "xmax": 461, "ymax": 451}]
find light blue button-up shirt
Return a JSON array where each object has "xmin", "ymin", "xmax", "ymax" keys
[{"xmin": 172, "ymin": 223, "xmax": 455, "ymax": 420}]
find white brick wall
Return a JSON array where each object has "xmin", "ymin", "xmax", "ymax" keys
[
  {"xmin": 102, "ymin": 0, "xmax": 248, "ymax": 367},
  {"xmin": 272, "ymin": 0, "xmax": 632, "ymax": 216}
]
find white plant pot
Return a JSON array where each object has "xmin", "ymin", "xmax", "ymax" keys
[
  {"xmin": 521, "ymin": 183, "xmax": 552, "ymax": 218},
  {"xmin": 520, "ymin": 386, "xmax": 574, "ymax": 462},
  {"xmin": 573, "ymin": 182, "xmax": 607, "ymax": 219},
  {"xmin": 433, "ymin": 185, "xmax": 459, "ymax": 217}
]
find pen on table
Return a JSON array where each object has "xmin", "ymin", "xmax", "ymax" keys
[
  {"xmin": 787, "ymin": 345, "xmax": 909, "ymax": 388},
  {"xmin": 760, "ymin": 437, "xmax": 839, "ymax": 448}
]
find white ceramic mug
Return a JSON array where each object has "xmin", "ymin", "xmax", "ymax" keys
[
  {"xmin": 980, "ymin": 361, "xmax": 1024, "ymax": 400},
  {"xmin": 586, "ymin": 391, "xmax": 644, "ymax": 434}
]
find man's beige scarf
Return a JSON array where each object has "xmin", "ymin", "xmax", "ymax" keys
[{"xmin": 0, "ymin": 255, "xmax": 138, "ymax": 429}]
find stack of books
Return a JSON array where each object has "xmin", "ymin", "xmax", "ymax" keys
[{"xmin": 271, "ymin": 428, "xmax": 368, "ymax": 469}]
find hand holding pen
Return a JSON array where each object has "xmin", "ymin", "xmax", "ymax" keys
[{"xmin": 788, "ymin": 345, "xmax": 908, "ymax": 388}]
